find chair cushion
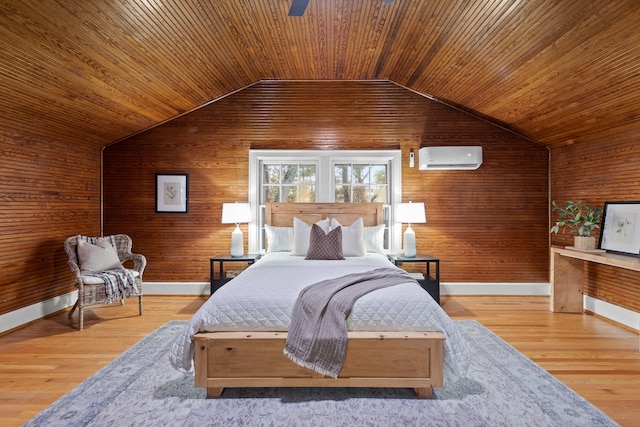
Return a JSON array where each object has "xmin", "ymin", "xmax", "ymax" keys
[
  {"xmin": 81, "ymin": 269, "xmax": 140, "ymax": 285},
  {"xmin": 77, "ymin": 238, "xmax": 123, "ymax": 273}
]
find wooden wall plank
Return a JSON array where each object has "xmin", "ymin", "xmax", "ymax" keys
[
  {"xmin": 551, "ymin": 131, "xmax": 640, "ymax": 313},
  {"xmin": 103, "ymin": 81, "xmax": 549, "ymax": 285},
  {"xmin": 0, "ymin": 128, "xmax": 101, "ymax": 315}
]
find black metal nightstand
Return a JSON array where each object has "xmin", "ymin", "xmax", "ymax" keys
[
  {"xmin": 388, "ymin": 254, "xmax": 440, "ymax": 304},
  {"xmin": 209, "ymin": 254, "xmax": 261, "ymax": 295}
]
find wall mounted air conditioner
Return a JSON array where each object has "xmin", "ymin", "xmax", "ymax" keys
[{"xmin": 418, "ymin": 146, "xmax": 483, "ymax": 170}]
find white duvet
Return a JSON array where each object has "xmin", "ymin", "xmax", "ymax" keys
[{"xmin": 169, "ymin": 252, "xmax": 472, "ymax": 379}]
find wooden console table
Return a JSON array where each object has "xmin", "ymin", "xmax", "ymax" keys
[{"xmin": 550, "ymin": 246, "xmax": 640, "ymax": 313}]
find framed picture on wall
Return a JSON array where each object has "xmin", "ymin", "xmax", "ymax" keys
[
  {"xmin": 155, "ymin": 174, "xmax": 188, "ymax": 213},
  {"xmin": 598, "ymin": 201, "xmax": 640, "ymax": 256}
]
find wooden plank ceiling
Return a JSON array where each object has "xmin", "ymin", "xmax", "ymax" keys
[{"xmin": 1, "ymin": 0, "xmax": 639, "ymax": 149}]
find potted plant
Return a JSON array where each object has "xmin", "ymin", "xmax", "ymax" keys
[{"xmin": 550, "ymin": 200, "xmax": 602, "ymax": 250}]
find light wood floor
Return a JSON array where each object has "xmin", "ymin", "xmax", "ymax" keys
[{"xmin": 1, "ymin": 295, "xmax": 639, "ymax": 426}]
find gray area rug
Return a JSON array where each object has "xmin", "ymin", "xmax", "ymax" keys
[{"xmin": 24, "ymin": 320, "xmax": 619, "ymax": 427}]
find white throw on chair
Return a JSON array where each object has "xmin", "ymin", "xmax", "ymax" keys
[{"xmin": 64, "ymin": 234, "xmax": 146, "ymax": 330}]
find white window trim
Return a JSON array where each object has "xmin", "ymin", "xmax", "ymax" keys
[{"xmin": 248, "ymin": 149, "xmax": 403, "ymax": 254}]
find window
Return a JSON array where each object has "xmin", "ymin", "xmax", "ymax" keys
[
  {"xmin": 248, "ymin": 150, "xmax": 402, "ymax": 253},
  {"xmin": 334, "ymin": 163, "xmax": 388, "ymax": 203},
  {"xmin": 262, "ymin": 163, "xmax": 317, "ymax": 203}
]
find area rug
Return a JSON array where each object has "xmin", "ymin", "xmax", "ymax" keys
[{"xmin": 24, "ymin": 320, "xmax": 619, "ymax": 427}]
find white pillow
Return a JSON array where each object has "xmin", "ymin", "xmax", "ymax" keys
[
  {"xmin": 291, "ymin": 217, "xmax": 330, "ymax": 256},
  {"xmin": 77, "ymin": 238, "xmax": 123, "ymax": 273},
  {"xmin": 331, "ymin": 218, "xmax": 366, "ymax": 257},
  {"xmin": 264, "ymin": 225, "xmax": 293, "ymax": 253},
  {"xmin": 364, "ymin": 224, "xmax": 386, "ymax": 254}
]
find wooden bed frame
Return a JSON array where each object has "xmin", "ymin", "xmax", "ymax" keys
[{"xmin": 193, "ymin": 202, "xmax": 445, "ymax": 398}]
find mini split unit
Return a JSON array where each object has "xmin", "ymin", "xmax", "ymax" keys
[{"xmin": 418, "ymin": 146, "xmax": 483, "ymax": 170}]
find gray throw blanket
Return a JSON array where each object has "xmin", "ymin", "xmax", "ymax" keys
[
  {"xmin": 85, "ymin": 269, "xmax": 139, "ymax": 303},
  {"xmin": 283, "ymin": 267, "xmax": 416, "ymax": 378},
  {"xmin": 78, "ymin": 235, "xmax": 139, "ymax": 303}
]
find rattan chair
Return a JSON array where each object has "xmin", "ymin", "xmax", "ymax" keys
[{"xmin": 64, "ymin": 234, "xmax": 146, "ymax": 330}]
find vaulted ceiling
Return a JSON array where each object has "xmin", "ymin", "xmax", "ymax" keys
[{"xmin": 2, "ymin": 0, "xmax": 640, "ymax": 150}]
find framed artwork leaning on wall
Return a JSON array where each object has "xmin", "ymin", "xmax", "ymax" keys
[{"xmin": 599, "ymin": 201, "xmax": 640, "ymax": 256}]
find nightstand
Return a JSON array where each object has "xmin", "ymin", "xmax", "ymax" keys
[
  {"xmin": 388, "ymin": 254, "xmax": 440, "ymax": 305},
  {"xmin": 210, "ymin": 254, "xmax": 261, "ymax": 295}
]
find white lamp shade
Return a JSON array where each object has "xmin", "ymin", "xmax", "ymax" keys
[
  {"xmin": 396, "ymin": 202, "xmax": 426, "ymax": 224},
  {"xmin": 221, "ymin": 202, "xmax": 252, "ymax": 224}
]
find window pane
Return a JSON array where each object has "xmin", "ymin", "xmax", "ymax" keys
[
  {"xmin": 352, "ymin": 164, "xmax": 369, "ymax": 184},
  {"xmin": 281, "ymin": 164, "xmax": 298, "ymax": 184},
  {"xmin": 263, "ymin": 164, "xmax": 280, "ymax": 184},
  {"xmin": 352, "ymin": 185, "xmax": 368, "ymax": 203},
  {"xmin": 335, "ymin": 185, "xmax": 349, "ymax": 203},
  {"xmin": 282, "ymin": 186, "xmax": 298, "ymax": 202},
  {"xmin": 371, "ymin": 165, "xmax": 387, "ymax": 184},
  {"xmin": 299, "ymin": 185, "xmax": 316, "ymax": 202},
  {"xmin": 334, "ymin": 164, "xmax": 351, "ymax": 185},
  {"xmin": 371, "ymin": 185, "xmax": 388, "ymax": 203},
  {"xmin": 263, "ymin": 185, "xmax": 280, "ymax": 203},
  {"xmin": 299, "ymin": 164, "xmax": 316, "ymax": 184}
]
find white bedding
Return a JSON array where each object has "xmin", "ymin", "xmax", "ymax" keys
[{"xmin": 169, "ymin": 252, "xmax": 472, "ymax": 379}]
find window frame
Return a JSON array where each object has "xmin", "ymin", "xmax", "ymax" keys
[{"xmin": 248, "ymin": 149, "xmax": 403, "ymax": 253}]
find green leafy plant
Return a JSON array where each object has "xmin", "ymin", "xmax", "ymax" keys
[{"xmin": 550, "ymin": 200, "xmax": 602, "ymax": 237}]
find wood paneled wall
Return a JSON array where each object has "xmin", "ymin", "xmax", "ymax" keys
[
  {"xmin": 103, "ymin": 81, "xmax": 549, "ymax": 285},
  {"xmin": 0, "ymin": 124, "xmax": 102, "ymax": 316},
  {"xmin": 551, "ymin": 133, "xmax": 640, "ymax": 313}
]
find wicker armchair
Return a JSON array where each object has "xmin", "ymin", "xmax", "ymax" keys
[{"xmin": 64, "ymin": 234, "xmax": 146, "ymax": 330}]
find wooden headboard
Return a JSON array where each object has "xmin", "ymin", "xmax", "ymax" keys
[{"xmin": 265, "ymin": 203, "xmax": 384, "ymax": 227}]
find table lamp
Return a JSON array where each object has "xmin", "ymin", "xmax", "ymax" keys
[
  {"xmin": 396, "ymin": 201, "xmax": 426, "ymax": 257},
  {"xmin": 221, "ymin": 202, "xmax": 252, "ymax": 257}
]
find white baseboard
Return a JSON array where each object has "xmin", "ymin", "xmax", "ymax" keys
[
  {"xmin": 584, "ymin": 295, "xmax": 640, "ymax": 331},
  {"xmin": 441, "ymin": 282, "xmax": 550, "ymax": 296},
  {"xmin": 0, "ymin": 291, "xmax": 77, "ymax": 334},
  {"xmin": 0, "ymin": 283, "xmax": 211, "ymax": 334},
  {"xmin": 143, "ymin": 282, "xmax": 210, "ymax": 295},
  {"xmin": 2, "ymin": 282, "xmax": 638, "ymax": 334}
]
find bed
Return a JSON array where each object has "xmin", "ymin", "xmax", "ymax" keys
[{"xmin": 169, "ymin": 202, "xmax": 471, "ymax": 398}]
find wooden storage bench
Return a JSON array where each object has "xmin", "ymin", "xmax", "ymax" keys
[{"xmin": 193, "ymin": 330, "xmax": 445, "ymax": 398}]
